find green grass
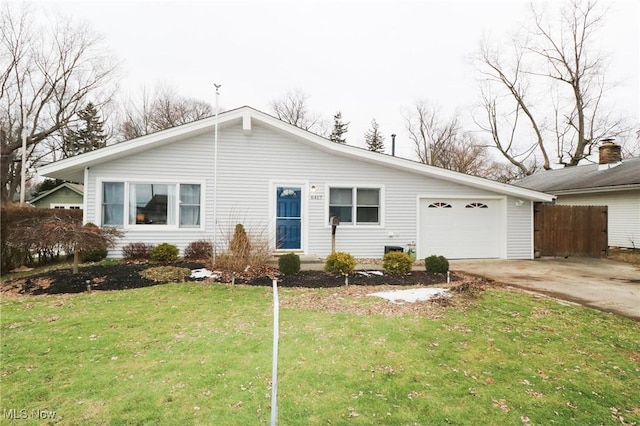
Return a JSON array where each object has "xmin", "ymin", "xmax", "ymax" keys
[{"xmin": 1, "ymin": 283, "xmax": 639, "ymax": 425}]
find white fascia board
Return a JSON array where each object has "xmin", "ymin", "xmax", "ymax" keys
[
  {"xmin": 250, "ymin": 109, "xmax": 554, "ymax": 202},
  {"xmin": 36, "ymin": 107, "xmax": 249, "ymax": 181},
  {"xmin": 550, "ymin": 184, "xmax": 640, "ymax": 196}
]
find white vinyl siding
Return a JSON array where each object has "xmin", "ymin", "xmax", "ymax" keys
[
  {"xmin": 506, "ymin": 198, "xmax": 534, "ymax": 259},
  {"xmin": 555, "ymin": 192, "xmax": 640, "ymax": 248},
  {"xmin": 86, "ymin": 123, "xmax": 536, "ymax": 259}
]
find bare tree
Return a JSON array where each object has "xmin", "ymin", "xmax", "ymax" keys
[
  {"xmin": 118, "ymin": 84, "xmax": 213, "ymax": 140},
  {"xmin": 403, "ymin": 101, "xmax": 461, "ymax": 166},
  {"xmin": 475, "ymin": 0, "xmax": 630, "ymax": 173},
  {"xmin": 475, "ymin": 41, "xmax": 550, "ymax": 175},
  {"xmin": 270, "ymin": 89, "xmax": 327, "ymax": 135},
  {"xmin": 0, "ymin": 3, "xmax": 119, "ymax": 202},
  {"xmin": 404, "ymin": 101, "xmax": 522, "ymax": 180}
]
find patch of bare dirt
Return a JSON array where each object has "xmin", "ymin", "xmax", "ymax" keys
[{"xmin": 278, "ymin": 276, "xmax": 493, "ymax": 317}]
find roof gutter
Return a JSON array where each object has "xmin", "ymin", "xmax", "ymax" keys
[{"xmin": 546, "ymin": 184, "xmax": 640, "ymax": 196}]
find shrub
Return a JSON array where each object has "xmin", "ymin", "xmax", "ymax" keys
[
  {"xmin": 230, "ymin": 224, "xmax": 251, "ymax": 260},
  {"xmin": 122, "ymin": 243, "xmax": 155, "ymax": 260},
  {"xmin": 383, "ymin": 251, "xmax": 414, "ymax": 274},
  {"xmin": 214, "ymin": 222, "xmax": 271, "ymax": 274},
  {"xmin": 184, "ymin": 240, "xmax": 213, "ymax": 260},
  {"xmin": 425, "ymin": 255, "xmax": 449, "ymax": 273},
  {"xmin": 150, "ymin": 243, "xmax": 179, "ymax": 262},
  {"xmin": 82, "ymin": 248, "xmax": 108, "ymax": 262},
  {"xmin": 140, "ymin": 266, "xmax": 190, "ymax": 283},
  {"xmin": 324, "ymin": 251, "xmax": 356, "ymax": 275},
  {"xmin": 1, "ymin": 206, "xmax": 84, "ymax": 271},
  {"xmin": 278, "ymin": 252, "xmax": 301, "ymax": 275}
]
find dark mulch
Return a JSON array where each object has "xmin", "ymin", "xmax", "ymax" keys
[
  {"xmin": 248, "ymin": 270, "xmax": 455, "ymax": 288},
  {"xmin": 1, "ymin": 262, "xmax": 458, "ymax": 296}
]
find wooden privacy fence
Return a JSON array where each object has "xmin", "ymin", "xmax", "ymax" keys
[{"xmin": 534, "ymin": 204, "xmax": 608, "ymax": 258}]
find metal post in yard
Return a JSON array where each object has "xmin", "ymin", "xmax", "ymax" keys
[{"xmin": 271, "ymin": 279, "xmax": 279, "ymax": 425}]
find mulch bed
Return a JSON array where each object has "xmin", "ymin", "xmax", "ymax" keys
[{"xmin": 1, "ymin": 262, "xmax": 459, "ymax": 296}]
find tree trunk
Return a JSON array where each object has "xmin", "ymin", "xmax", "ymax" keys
[{"xmin": 73, "ymin": 250, "xmax": 80, "ymax": 274}]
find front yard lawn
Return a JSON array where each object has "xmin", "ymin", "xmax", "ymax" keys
[{"xmin": 1, "ymin": 282, "xmax": 638, "ymax": 425}]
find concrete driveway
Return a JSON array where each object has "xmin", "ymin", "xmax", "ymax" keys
[{"xmin": 450, "ymin": 258, "xmax": 640, "ymax": 321}]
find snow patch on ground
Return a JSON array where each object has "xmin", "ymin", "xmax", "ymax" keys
[
  {"xmin": 191, "ymin": 268, "xmax": 217, "ymax": 279},
  {"xmin": 356, "ymin": 270, "xmax": 384, "ymax": 277},
  {"xmin": 369, "ymin": 288, "xmax": 449, "ymax": 303}
]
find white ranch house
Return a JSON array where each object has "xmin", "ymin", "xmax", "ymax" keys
[{"xmin": 37, "ymin": 106, "xmax": 553, "ymax": 260}]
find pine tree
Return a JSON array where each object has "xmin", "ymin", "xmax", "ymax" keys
[
  {"xmin": 364, "ymin": 118, "xmax": 385, "ymax": 153},
  {"xmin": 329, "ymin": 111, "xmax": 349, "ymax": 143},
  {"xmin": 64, "ymin": 103, "xmax": 107, "ymax": 157}
]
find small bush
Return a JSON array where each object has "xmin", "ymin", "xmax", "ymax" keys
[
  {"xmin": 140, "ymin": 266, "xmax": 190, "ymax": 283},
  {"xmin": 214, "ymin": 222, "xmax": 271, "ymax": 273},
  {"xmin": 122, "ymin": 242, "xmax": 155, "ymax": 260},
  {"xmin": 82, "ymin": 248, "xmax": 108, "ymax": 262},
  {"xmin": 150, "ymin": 243, "xmax": 179, "ymax": 262},
  {"xmin": 230, "ymin": 224, "xmax": 251, "ymax": 260},
  {"xmin": 383, "ymin": 251, "xmax": 414, "ymax": 274},
  {"xmin": 278, "ymin": 252, "xmax": 301, "ymax": 275},
  {"xmin": 425, "ymin": 255, "xmax": 449, "ymax": 273},
  {"xmin": 184, "ymin": 240, "xmax": 213, "ymax": 260},
  {"xmin": 324, "ymin": 251, "xmax": 356, "ymax": 275}
]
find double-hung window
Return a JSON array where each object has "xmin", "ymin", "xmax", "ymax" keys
[
  {"xmin": 101, "ymin": 182, "xmax": 201, "ymax": 228},
  {"xmin": 329, "ymin": 187, "xmax": 381, "ymax": 225},
  {"xmin": 102, "ymin": 182, "xmax": 124, "ymax": 225}
]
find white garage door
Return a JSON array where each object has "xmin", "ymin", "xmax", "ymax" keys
[{"xmin": 419, "ymin": 198, "xmax": 502, "ymax": 259}]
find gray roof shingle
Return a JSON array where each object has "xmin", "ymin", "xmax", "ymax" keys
[{"xmin": 515, "ymin": 157, "xmax": 640, "ymax": 193}]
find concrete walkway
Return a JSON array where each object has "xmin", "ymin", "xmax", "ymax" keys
[{"xmin": 450, "ymin": 258, "xmax": 640, "ymax": 321}]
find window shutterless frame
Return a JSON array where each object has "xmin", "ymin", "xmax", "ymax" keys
[
  {"xmin": 97, "ymin": 180, "xmax": 204, "ymax": 229},
  {"xmin": 326, "ymin": 185, "xmax": 384, "ymax": 227}
]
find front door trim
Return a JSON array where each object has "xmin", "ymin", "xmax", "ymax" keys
[{"xmin": 270, "ymin": 181, "xmax": 308, "ymax": 253}]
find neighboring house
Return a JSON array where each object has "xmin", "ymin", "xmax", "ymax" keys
[
  {"xmin": 28, "ymin": 183, "xmax": 84, "ymax": 210},
  {"xmin": 516, "ymin": 142, "xmax": 640, "ymax": 249},
  {"xmin": 37, "ymin": 106, "xmax": 553, "ymax": 259}
]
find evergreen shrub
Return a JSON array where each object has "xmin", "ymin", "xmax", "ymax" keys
[
  {"xmin": 150, "ymin": 243, "xmax": 179, "ymax": 262},
  {"xmin": 278, "ymin": 252, "xmax": 301, "ymax": 275},
  {"xmin": 324, "ymin": 252, "xmax": 356, "ymax": 275},
  {"xmin": 383, "ymin": 251, "xmax": 414, "ymax": 274},
  {"xmin": 424, "ymin": 255, "xmax": 449, "ymax": 273}
]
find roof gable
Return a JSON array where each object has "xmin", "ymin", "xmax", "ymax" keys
[
  {"xmin": 28, "ymin": 182, "xmax": 84, "ymax": 204},
  {"xmin": 37, "ymin": 106, "xmax": 553, "ymax": 202}
]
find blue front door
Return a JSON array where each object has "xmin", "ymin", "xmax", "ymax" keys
[{"xmin": 276, "ymin": 186, "xmax": 301, "ymax": 250}]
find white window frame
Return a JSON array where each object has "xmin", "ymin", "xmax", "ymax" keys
[
  {"xmin": 51, "ymin": 203, "xmax": 83, "ymax": 209},
  {"xmin": 97, "ymin": 179, "xmax": 205, "ymax": 230},
  {"xmin": 325, "ymin": 184, "xmax": 384, "ymax": 228}
]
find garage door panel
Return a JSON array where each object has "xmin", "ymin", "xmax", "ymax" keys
[{"xmin": 419, "ymin": 199, "xmax": 502, "ymax": 259}]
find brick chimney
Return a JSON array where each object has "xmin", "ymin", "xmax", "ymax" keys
[{"xmin": 598, "ymin": 138, "xmax": 621, "ymax": 165}]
